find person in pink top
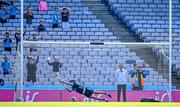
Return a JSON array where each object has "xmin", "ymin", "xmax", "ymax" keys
[{"xmin": 39, "ymin": 0, "xmax": 48, "ymax": 11}]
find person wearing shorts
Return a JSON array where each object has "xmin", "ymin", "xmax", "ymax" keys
[
  {"xmin": 59, "ymin": 80, "xmax": 112, "ymax": 102},
  {"xmin": 26, "ymin": 56, "xmax": 39, "ymax": 84}
]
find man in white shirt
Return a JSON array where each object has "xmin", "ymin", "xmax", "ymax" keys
[{"xmin": 115, "ymin": 64, "xmax": 128, "ymax": 102}]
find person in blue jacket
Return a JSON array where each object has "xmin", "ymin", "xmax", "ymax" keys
[
  {"xmin": 6, "ymin": 1, "xmax": 17, "ymax": 19},
  {"xmin": 1, "ymin": 56, "xmax": 12, "ymax": 76},
  {"xmin": 52, "ymin": 7, "xmax": 59, "ymax": 28},
  {"xmin": 3, "ymin": 32, "xmax": 12, "ymax": 53},
  {"xmin": 15, "ymin": 30, "xmax": 26, "ymax": 51},
  {"xmin": 0, "ymin": 4, "xmax": 7, "ymax": 24},
  {"xmin": 14, "ymin": 31, "xmax": 20, "ymax": 50}
]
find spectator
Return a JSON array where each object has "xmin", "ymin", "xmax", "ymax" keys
[
  {"xmin": 52, "ymin": 7, "xmax": 59, "ymax": 28},
  {"xmin": 115, "ymin": 64, "xmax": 128, "ymax": 102},
  {"xmin": 129, "ymin": 63, "xmax": 137, "ymax": 76},
  {"xmin": 39, "ymin": 0, "xmax": 48, "ymax": 11},
  {"xmin": 142, "ymin": 62, "xmax": 150, "ymax": 76},
  {"xmin": 47, "ymin": 56, "xmax": 62, "ymax": 79},
  {"xmin": 4, "ymin": 32, "xmax": 12, "ymax": 53},
  {"xmin": 14, "ymin": 30, "xmax": 26, "ymax": 51},
  {"xmin": 59, "ymin": 7, "xmax": 71, "ymax": 29},
  {"xmin": 26, "ymin": 56, "xmax": 39, "ymax": 84},
  {"xmin": 0, "ymin": 0, "xmax": 10, "ymax": 6},
  {"xmin": 24, "ymin": 7, "xmax": 34, "ymax": 26},
  {"xmin": 6, "ymin": 1, "xmax": 17, "ymax": 19},
  {"xmin": 27, "ymin": 34, "xmax": 37, "ymax": 54},
  {"xmin": 132, "ymin": 66, "xmax": 145, "ymax": 90},
  {"xmin": 14, "ymin": 31, "xmax": 20, "ymax": 50},
  {"xmin": 1, "ymin": 56, "xmax": 12, "ymax": 76},
  {"xmin": 0, "ymin": 79, "xmax": 4, "ymax": 86},
  {"xmin": 0, "ymin": 4, "xmax": 7, "ymax": 24},
  {"xmin": 38, "ymin": 20, "xmax": 46, "ymax": 32}
]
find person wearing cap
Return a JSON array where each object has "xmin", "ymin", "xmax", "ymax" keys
[
  {"xmin": 26, "ymin": 56, "xmax": 39, "ymax": 84},
  {"xmin": 38, "ymin": 20, "xmax": 46, "ymax": 32},
  {"xmin": 1, "ymin": 56, "xmax": 12, "ymax": 76},
  {"xmin": 47, "ymin": 56, "xmax": 62, "ymax": 79},
  {"xmin": 115, "ymin": 64, "xmax": 128, "ymax": 102},
  {"xmin": 3, "ymin": 32, "xmax": 12, "ymax": 53},
  {"xmin": 132, "ymin": 66, "xmax": 145, "ymax": 90}
]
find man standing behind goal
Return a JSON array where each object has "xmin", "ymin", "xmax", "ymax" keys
[{"xmin": 115, "ymin": 64, "xmax": 128, "ymax": 102}]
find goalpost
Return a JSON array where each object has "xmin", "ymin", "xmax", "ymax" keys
[
  {"xmin": 19, "ymin": 41, "xmax": 172, "ymax": 102},
  {"xmin": 13, "ymin": 44, "xmax": 22, "ymax": 101}
]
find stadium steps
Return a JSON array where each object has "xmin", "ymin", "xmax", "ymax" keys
[
  {"xmin": 82, "ymin": 0, "xmax": 143, "ymax": 42},
  {"xmin": 83, "ymin": 0, "xmax": 169, "ymax": 79}
]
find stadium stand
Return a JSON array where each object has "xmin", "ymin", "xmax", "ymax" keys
[
  {"xmin": 23, "ymin": 0, "xmax": 120, "ymax": 42},
  {"xmin": 0, "ymin": 0, "xmax": 176, "ymax": 91},
  {"xmin": 83, "ymin": 0, "xmax": 170, "ymax": 82},
  {"xmin": 0, "ymin": 0, "xmax": 20, "ymax": 86},
  {"xmin": 108, "ymin": 0, "xmax": 169, "ymax": 42},
  {"xmin": 21, "ymin": 44, "xmax": 171, "ymax": 91},
  {"xmin": 172, "ymin": 0, "xmax": 180, "ymax": 82},
  {"xmin": 83, "ymin": 0, "xmax": 143, "ymax": 42},
  {"xmin": 107, "ymin": 0, "xmax": 180, "ymax": 87}
]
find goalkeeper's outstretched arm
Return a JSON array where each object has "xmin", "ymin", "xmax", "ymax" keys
[{"xmin": 58, "ymin": 79, "xmax": 73, "ymax": 86}]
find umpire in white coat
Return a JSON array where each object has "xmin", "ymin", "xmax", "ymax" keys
[{"xmin": 115, "ymin": 64, "xmax": 128, "ymax": 102}]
